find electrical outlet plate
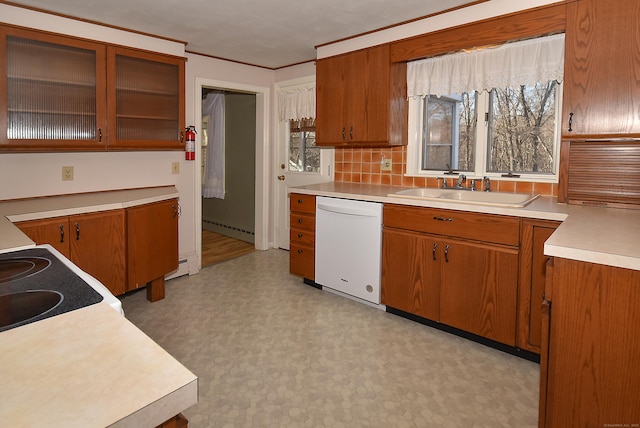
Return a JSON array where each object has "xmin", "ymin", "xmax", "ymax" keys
[
  {"xmin": 381, "ymin": 159, "xmax": 392, "ymax": 171},
  {"xmin": 171, "ymin": 162, "xmax": 180, "ymax": 174},
  {"xmin": 62, "ymin": 166, "xmax": 74, "ymax": 181}
]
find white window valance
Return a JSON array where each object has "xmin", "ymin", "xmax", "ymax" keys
[
  {"xmin": 407, "ymin": 33, "xmax": 565, "ymax": 98},
  {"xmin": 278, "ymin": 87, "xmax": 315, "ymax": 121}
]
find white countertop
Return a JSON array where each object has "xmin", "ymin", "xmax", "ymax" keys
[
  {"xmin": 291, "ymin": 182, "xmax": 640, "ymax": 271},
  {"xmin": 0, "ymin": 186, "xmax": 180, "ymax": 253},
  {"xmin": 0, "ymin": 302, "xmax": 197, "ymax": 427},
  {"xmin": 0, "ymin": 186, "xmax": 196, "ymax": 426}
]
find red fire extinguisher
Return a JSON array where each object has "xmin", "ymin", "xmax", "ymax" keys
[{"xmin": 185, "ymin": 125, "xmax": 196, "ymax": 161}]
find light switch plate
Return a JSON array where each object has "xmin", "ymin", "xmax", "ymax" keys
[
  {"xmin": 381, "ymin": 158, "xmax": 392, "ymax": 171},
  {"xmin": 171, "ymin": 162, "xmax": 180, "ymax": 174}
]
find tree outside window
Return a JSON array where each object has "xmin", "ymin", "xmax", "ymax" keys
[{"xmin": 421, "ymin": 81, "xmax": 558, "ymax": 176}]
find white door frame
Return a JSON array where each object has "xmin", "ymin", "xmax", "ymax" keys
[
  {"xmin": 274, "ymin": 76, "xmax": 333, "ymax": 249},
  {"xmin": 195, "ymin": 77, "xmax": 271, "ymax": 269}
]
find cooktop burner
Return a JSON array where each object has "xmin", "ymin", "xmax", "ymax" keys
[
  {"xmin": 0, "ymin": 257, "xmax": 51, "ymax": 283},
  {"xmin": 0, "ymin": 248, "xmax": 103, "ymax": 332}
]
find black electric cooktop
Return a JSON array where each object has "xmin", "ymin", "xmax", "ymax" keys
[{"xmin": 0, "ymin": 247, "xmax": 103, "ymax": 332}]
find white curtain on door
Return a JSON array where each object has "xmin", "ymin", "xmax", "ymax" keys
[
  {"xmin": 407, "ymin": 33, "xmax": 565, "ymax": 98},
  {"xmin": 278, "ymin": 86, "xmax": 315, "ymax": 121},
  {"xmin": 202, "ymin": 93, "xmax": 225, "ymax": 199}
]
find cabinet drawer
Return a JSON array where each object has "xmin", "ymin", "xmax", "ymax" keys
[
  {"xmin": 290, "ymin": 193, "xmax": 316, "ymax": 214},
  {"xmin": 290, "ymin": 227, "xmax": 315, "ymax": 246},
  {"xmin": 384, "ymin": 204, "xmax": 520, "ymax": 246},
  {"xmin": 289, "ymin": 242, "xmax": 315, "ymax": 280},
  {"xmin": 290, "ymin": 212, "xmax": 315, "ymax": 232}
]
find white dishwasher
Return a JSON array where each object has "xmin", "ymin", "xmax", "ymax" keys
[{"xmin": 315, "ymin": 196, "xmax": 382, "ymax": 305}]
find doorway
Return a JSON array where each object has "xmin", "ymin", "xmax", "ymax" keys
[
  {"xmin": 194, "ymin": 78, "xmax": 270, "ymax": 270},
  {"xmin": 201, "ymin": 89, "xmax": 256, "ymax": 266}
]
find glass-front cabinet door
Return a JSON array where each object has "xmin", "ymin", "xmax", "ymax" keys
[
  {"xmin": 0, "ymin": 26, "xmax": 107, "ymax": 150},
  {"xmin": 107, "ymin": 47, "xmax": 185, "ymax": 150}
]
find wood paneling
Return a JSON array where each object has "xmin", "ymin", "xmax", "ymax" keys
[
  {"xmin": 543, "ymin": 258, "xmax": 640, "ymax": 427},
  {"xmin": 562, "ymin": 0, "xmax": 640, "ymax": 139},
  {"xmin": 558, "ymin": 140, "xmax": 640, "ymax": 208},
  {"xmin": 390, "ymin": 2, "xmax": 568, "ymax": 63},
  {"xmin": 518, "ymin": 219, "xmax": 560, "ymax": 354},
  {"xmin": 383, "ymin": 204, "xmax": 520, "ymax": 246}
]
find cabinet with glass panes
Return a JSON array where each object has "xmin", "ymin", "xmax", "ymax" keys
[{"xmin": 0, "ymin": 25, "xmax": 184, "ymax": 151}]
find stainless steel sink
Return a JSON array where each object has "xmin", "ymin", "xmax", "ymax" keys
[{"xmin": 387, "ymin": 188, "xmax": 540, "ymax": 208}]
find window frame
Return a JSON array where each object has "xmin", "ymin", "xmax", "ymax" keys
[{"xmin": 406, "ymin": 84, "xmax": 562, "ymax": 183}]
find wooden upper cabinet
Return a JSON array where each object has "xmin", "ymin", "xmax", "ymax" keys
[
  {"xmin": 316, "ymin": 44, "xmax": 406, "ymax": 147},
  {"xmin": 562, "ymin": 0, "xmax": 640, "ymax": 139},
  {"xmin": 107, "ymin": 47, "xmax": 185, "ymax": 150},
  {"xmin": 0, "ymin": 26, "xmax": 107, "ymax": 151},
  {"xmin": 0, "ymin": 25, "xmax": 185, "ymax": 152}
]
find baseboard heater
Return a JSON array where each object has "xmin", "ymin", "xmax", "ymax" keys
[{"xmin": 202, "ymin": 219, "xmax": 255, "ymax": 237}]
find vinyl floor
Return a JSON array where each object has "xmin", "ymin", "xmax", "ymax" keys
[{"xmin": 121, "ymin": 249, "xmax": 539, "ymax": 428}]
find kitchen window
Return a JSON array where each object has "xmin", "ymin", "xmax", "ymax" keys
[
  {"xmin": 406, "ymin": 34, "xmax": 565, "ymax": 181},
  {"xmin": 288, "ymin": 118, "xmax": 319, "ymax": 173}
]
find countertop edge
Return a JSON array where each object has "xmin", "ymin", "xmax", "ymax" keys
[
  {"xmin": 0, "ymin": 186, "xmax": 179, "ymax": 253},
  {"xmin": 290, "ymin": 182, "xmax": 640, "ymax": 272}
]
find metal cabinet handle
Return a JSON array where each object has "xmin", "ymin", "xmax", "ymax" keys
[
  {"xmin": 432, "ymin": 243, "xmax": 437, "ymax": 261},
  {"xmin": 433, "ymin": 216, "xmax": 453, "ymax": 222},
  {"xmin": 75, "ymin": 222, "xmax": 80, "ymax": 240},
  {"xmin": 298, "ymin": 199, "xmax": 303, "ymax": 204},
  {"xmin": 349, "ymin": 126, "xmax": 354, "ymax": 139},
  {"xmin": 59, "ymin": 224, "xmax": 64, "ymax": 243},
  {"xmin": 568, "ymin": 112, "xmax": 573, "ymax": 132},
  {"xmin": 341, "ymin": 127, "xmax": 346, "ymax": 140},
  {"xmin": 444, "ymin": 245, "xmax": 449, "ymax": 263},
  {"xmin": 298, "ymin": 218, "xmax": 304, "ymax": 224},
  {"xmin": 297, "ymin": 233, "xmax": 303, "ymax": 238},
  {"xmin": 297, "ymin": 249, "xmax": 303, "ymax": 254},
  {"xmin": 98, "ymin": 128, "xmax": 103, "ymax": 143}
]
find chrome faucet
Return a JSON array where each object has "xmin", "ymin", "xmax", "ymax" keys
[
  {"xmin": 483, "ymin": 176, "xmax": 491, "ymax": 192},
  {"xmin": 455, "ymin": 174, "xmax": 466, "ymax": 188}
]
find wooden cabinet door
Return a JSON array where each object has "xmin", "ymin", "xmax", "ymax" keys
[
  {"xmin": 127, "ymin": 199, "xmax": 179, "ymax": 291},
  {"xmin": 0, "ymin": 26, "xmax": 107, "ymax": 151},
  {"xmin": 316, "ymin": 45, "xmax": 391, "ymax": 146},
  {"xmin": 70, "ymin": 210, "xmax": 126, "ymax": 296},
  {"xmin": 14, "ymin": 217, "xmax": 71, "ymax": 259},
  {"xmin": 357, "ymin": 44, "xmax": 390, "ymax": 143},
  {"xmin": 440, "ymin": 239, "xmax": 519, "ymax": 346},
  {"xmin": 517, "ymin": 219, "xmax": 559, "ymax": 353},
  {"xmin": 107, "ymin": 47, "xmax": 185, "ymax": 150},
  {"xmin": 544, "ymin": 258, "xmax": 640, "ymax": 427},
  {"xmin": 316, "ymin": 55, "xmax": 347, "ymax": 144},
  {"xmin": 381, "ymin": 228, "xmax": 440, "ymax": 321},
  {"xmin": 562, "ymin": 0, "xmax": 640, "ymax": 139}
]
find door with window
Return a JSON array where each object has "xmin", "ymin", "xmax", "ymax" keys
[{"xmin": 276, "ymin": 117, "xmax": 332, "ymax": 249}]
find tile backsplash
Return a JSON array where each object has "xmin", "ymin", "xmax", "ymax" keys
[{"xmin": 334, "ymin": 147, "xmax": 558, "ymax": 196}]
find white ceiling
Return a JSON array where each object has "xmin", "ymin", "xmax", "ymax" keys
[{"xmin": 8, "ymin": 0, "xmax": 477, "ymax": 69}]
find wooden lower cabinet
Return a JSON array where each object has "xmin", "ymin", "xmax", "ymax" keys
[
  {"xmin": 381, "ymin": 228, "xmax": 440, "ymax": 321},
  {"xmin": 439, "ymin": 239, "xmax": 518, "ymax": 346},
  {"xmin": 156, "ymin": 413, "xmax": 188, "ymax": 428},
  {"xmin": 289, "ymin": 193, "xmax": 316, "ymax": 281},
  {"xmin": 127, "ymin": 199, "xmax": 179, "ymax": 299},
  {"xmin": 15, "ymin": 198, "xmax": 179, "ymax": 301},
  {"xmin": 517, "ymin": 219, "xmax": 560, "ymax": 353},
  {"xmin": 382, "ymin": 204, "xmax": 520, "ymax": 346},
  {"xmin": 540, "ymin": 258, "xmax": 640, "ymax": 427},
  {"xmin": 15, "ymin": 210, "xmax": 127, "ymax": 296}
]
